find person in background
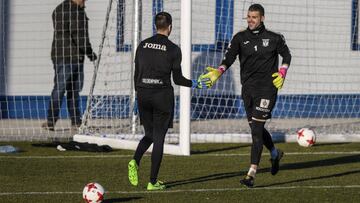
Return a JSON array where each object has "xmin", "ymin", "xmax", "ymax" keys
[{"xmin": 42, "ymin": 0, "xmax": 97, "ymax": 131}]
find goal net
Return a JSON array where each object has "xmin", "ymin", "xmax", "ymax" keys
[
  {"xmin": 1, "ymin": 0, "xmax": 360, "ymax": 152},
  {"xmin": 74, "ymin": 0, "xmax": 360, "ymax": 155}
]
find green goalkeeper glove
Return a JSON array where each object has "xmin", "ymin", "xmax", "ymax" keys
[
  {"xmin": 198, "ymin": 66, "xmax": 225, "ymax": 88},
  {"xmin": 272, "ymin": 66, "xmax": 288, "ymax": 89}
]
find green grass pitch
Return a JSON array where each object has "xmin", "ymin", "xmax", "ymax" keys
[{"xmin": 0, "ymin": 142, "xmax": 359, "ymax": 202}]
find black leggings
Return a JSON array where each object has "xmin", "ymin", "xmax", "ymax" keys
[
  {"xmin": 250, "ymin": 121, "xmax": 274, "ymax": 165},
  {"xmin": 133, "ymin": 88, "xmax": 174, "ymax": 184}
]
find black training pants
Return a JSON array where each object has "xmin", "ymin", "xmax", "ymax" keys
[{"xmin": 133, "ymin": 87, "xmax": 174, "ymax": 184}]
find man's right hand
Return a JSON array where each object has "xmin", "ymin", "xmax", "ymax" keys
[
  {"xmin": 198, "ymin": 66, "xmax": 225, "ymax": 88},
  {"xmin": 132, "ymin": 97, "xmax": 138, "ymax": 115},
  {"xmin": 191, "ymin": 79, "xmax": 208, "ymax": 89},
  {"xmin": 88, "ymin": 52, "xmax": 97, "ymax": 62}
]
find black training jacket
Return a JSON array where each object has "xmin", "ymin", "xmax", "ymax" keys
[
  {"xmin": 51, "ymin": 0, "xmax": 94, "ymax": 64},
  {"xmin": 221, "ymin": 24, "xmax": 291, "ymax": 90},
  {"xmin": 134, "ymin": 34, "xmax": 192, "ymax": 90}
]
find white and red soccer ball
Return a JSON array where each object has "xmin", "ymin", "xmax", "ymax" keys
[
  {"xmin": 297, "ymin": 128, "xmax": 316, "ymax": 147},
  {"xmin": 82, "ymin": 182, "xmax": 105, "ymax": 203}
]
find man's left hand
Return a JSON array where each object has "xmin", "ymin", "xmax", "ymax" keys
[
  {"xmin": 272, "ymin": 66, "xmax": 288, "ymax": 89},
  {"xmin": 89, "ymin": 52, "xmax": 97, "ymax": 62}
]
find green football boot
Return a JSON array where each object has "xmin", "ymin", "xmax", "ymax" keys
[
  {"xmin": 147, "ymin": 181, "xmax": 166, "ymax": 191},
  {"xmin": 128, "ymin": 159, "xmax": 138, "ymax": 186}
]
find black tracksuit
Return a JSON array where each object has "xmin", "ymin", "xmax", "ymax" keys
[
  {"xmin": 133, "ymin": 34, "xmax": 192, "ymax": 184},
  {"xmin": 221, "ymin": 23, "xmax": 291, "ymax": 165}
]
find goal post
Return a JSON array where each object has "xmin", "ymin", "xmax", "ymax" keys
[{"xmin": 179, "ymin": 0, "xmax": 192, "ymax": 155}]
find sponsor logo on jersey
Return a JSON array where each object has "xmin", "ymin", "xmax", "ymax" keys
[
  {"xmin": 255, "ymin": 106, "xmax": 270, "ymax": 113},
  {"xmin": 260, "ymin": 99, "xmax": 270, "ymax": 108},
  {"xmin": 143, "ymin": 43, "xmax": 167, "ymax": 51},
  {"xmin": 142, "ymin": 78, "xmax": 163, "ymax": 85},
  {"xmin": 255, "ymin": 99, "xmax": 271, "ymax": 112},
  {"xmin": 262, "ymin": 39, "xmax": 269, "ymax": 47},
  {"xmin": 243, "ymin": 40, "xmax": 250, "ymax": 45}
]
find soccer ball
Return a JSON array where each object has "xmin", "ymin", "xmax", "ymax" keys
[
  {"xmin": 82, "ymin": 182, "xmax": 105, "ymax": 203},
  {"xmin": 297, "ymin": 128, "xmax": 316, "ymax": 147}
]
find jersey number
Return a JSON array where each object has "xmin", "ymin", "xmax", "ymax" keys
[{"xmin": 254, "ymin": 45, "xmax": 258, "ymax": 51}]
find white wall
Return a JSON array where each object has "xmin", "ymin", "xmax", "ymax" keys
[
  {"xmin": 5, "ymin": 0, "xmax": 360, "ymax": 96},
  {"xmin": 7, "ymin": 0, "xmax": 109, "ymax": 95},
  {"xmin": 0, "ymin": 0, "xmax": 6, "ymax": 95}
]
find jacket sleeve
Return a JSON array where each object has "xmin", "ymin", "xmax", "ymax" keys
[
  {"xmin": 134, "ymin": 44, "xmax": 141, "ymax": 91},
  {"xmin": 52, "ymin": 7, "xmax": 63, "ymax": 34},
  {"xmin": 172, "ymin": 47, "xmax": 192, "ymax": 87},
  {"xmin": 277, "ymin": 34, "xmax": 291, "ymax": 66},
  {"xmin": 70, "ymin": 9, "xmax": 94, "ymax": 58},
  {"xmin": 221, "ymin": 33, "xmax": 241, "ymax": 70}
]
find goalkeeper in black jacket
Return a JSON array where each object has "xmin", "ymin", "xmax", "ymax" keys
[
  {"xmin": 199, "ymin": 4, "xmax": 292, "ymax": 187},
  {"xmin": 127, "ymin": 12, "xmax": 204, "ymax": 191}
]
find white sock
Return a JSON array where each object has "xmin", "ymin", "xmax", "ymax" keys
[
  {"xmin": 271, "ymin": 147, "xmax": 278, "ymax": 159},
  {"xmin": 247, "ymin": 167, "xmax": 256, "ymax": 178}
]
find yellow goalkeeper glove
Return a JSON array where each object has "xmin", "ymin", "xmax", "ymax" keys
[
  {"xmin": 198, "ymin": 66, "xmax": 225, "ymax": 88},
  {"xmin": 272, "ymin": 66, "xmax": 288, "ymax": 89}
]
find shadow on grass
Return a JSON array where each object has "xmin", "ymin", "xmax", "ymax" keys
[
  {"xmin": 257, "ymin": 169, "xmax": 360, "ymax": 188},
  {"xmin": 31, "ymin": 142, "xmax": 61, "ymax": 148},
  {"xmin": 312, "ymin": 142, "xmax": 352, "ymax": 147},
  {"xmin": 258, "ymin": 154, "xmax": 360, "ymax": 173},
  {"xmin": 191, "ymin": 145, "xmax": 251, "ymax": 154},
  {"xmin": 165, "ymin": 171, "xmax": 246, "ymax": 188},
  {"xmin": 166, "ymin": 154, "xmax": 360, "ymax": 189},
  {"xmin": 103, "ymin": 197, "xmax": 142, "ymax": 202}
]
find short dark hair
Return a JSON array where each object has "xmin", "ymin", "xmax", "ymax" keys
[
  {"xmin": 248, "ymin": 4, "xmax": 265, "ymax": 16},
  {"xmin": 155, "ymin": 12, "xmax": 172, "ymax": 30}
]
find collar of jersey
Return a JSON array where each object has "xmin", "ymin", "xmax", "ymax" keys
[
  {"xmin": 155, "ymin": 33, "xmax": 168, "ymax": 38},
  {"xmin": 247, "ymin": 22, "xmax": 265, "ymax": 35}
]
